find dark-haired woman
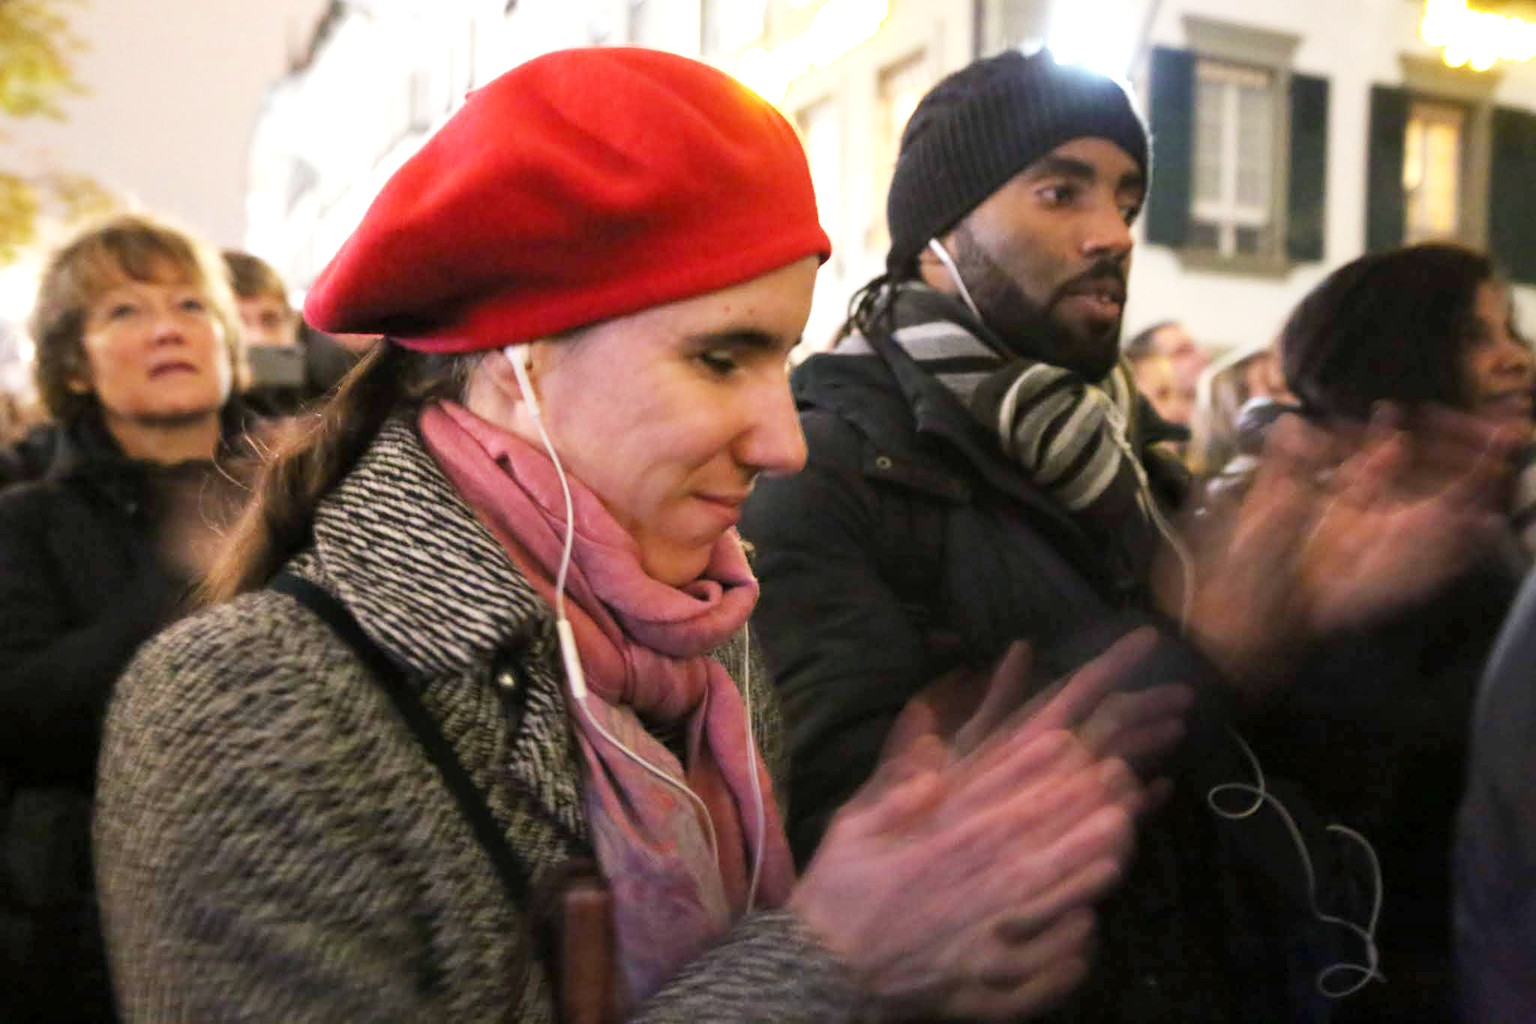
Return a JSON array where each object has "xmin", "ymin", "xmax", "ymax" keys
[
  {"xmin": 90, "ymin": 49, "xmax": 1172, "ymax": 1023},
  {"xmin": 1244, "ymin": 242, "xmax": 1533, "ymax": 1022},
  {"xmin": 0, "ymin": 213, "xmax": 255, "ymax": 1021}
]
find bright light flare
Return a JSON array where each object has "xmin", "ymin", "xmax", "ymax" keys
[
  {"xmin": 1047, "ymin": 0, "xmax": 1138, "ymax": 82},
  {"xmin": 733, "ymin": 0, "xmax": 890, "ymax": 103},
  {"xmin": 1421, "ymin": 0, "xmax": 1536, "ymax": 72}
]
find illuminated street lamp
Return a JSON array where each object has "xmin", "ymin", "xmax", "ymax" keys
[{"xmin": 1421, "ymin": 0, "xmax": 1536, "ymax": 71}]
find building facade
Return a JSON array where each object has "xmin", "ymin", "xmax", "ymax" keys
[{"xmin": 245, "ymin": 0, "xmax": 1536, "ymax": 355}]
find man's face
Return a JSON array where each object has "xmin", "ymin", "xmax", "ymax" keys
[
  {"xmin": 942, "ymin": 137, "xmax": 1143, "ymax": 380},
  {"xmin": 237, "ymin": 294, "xmax": 300, "ymax": 348}
]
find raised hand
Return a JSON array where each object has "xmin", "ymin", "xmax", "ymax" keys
[
  {"xmin": 1293, "ymin": 406, "xmax": 1510, "ymax": 633},
  {"xmin": 1177, "ymin": 405, "xmax": 1516, "ymax": 697}
]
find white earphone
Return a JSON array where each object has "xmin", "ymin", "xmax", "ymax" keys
[
  {"xmin": 1206, "ymin": 730, "xmax": 1383, "ymax": 999},
  {"xmin": 927, "ymin": 238, "xmax": 986, "ymax": 325},
  {"xmin": 504, "ymin": 344, "xmax": 767, "ymax": 908}
]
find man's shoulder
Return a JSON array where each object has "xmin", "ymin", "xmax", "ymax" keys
[
  {"xmin": 793, "ymin": 348, "xmax": 901, "ymax": 408},
  {"xmin": 793, "ymin": 351, "xmax": 918, "ymax": 459}
]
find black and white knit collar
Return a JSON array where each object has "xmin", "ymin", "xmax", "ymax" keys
[{"xmin": 302, "ymin": 415, "xmax": 552, "ymax": 680}]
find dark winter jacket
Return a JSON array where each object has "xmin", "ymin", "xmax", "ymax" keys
[
  {"xmin": 0, "ymin": 405, "xmax": 255, "ymax": 1023},
  {"xmin": 1455, "ymin": 566, "xmax": 1536, "ymax": 1021},
  {"xmin": 1246, "ymin": 562, "xmax": 1517, "ymax": 1024},
  {"xmin": 94, "ymin": 416, "xmax": 861, "ymax": 1023},
  {"xmin": 742, "ymin": 322, "xmax": 1365, "ymax": 1023},
  {"xmin": 1202, "ymin": 405, "xmax": 1521, "ymax": 1021},
  {"xmin": 0, "ymin": 422, "xmax": 59, "ymax": 490}
]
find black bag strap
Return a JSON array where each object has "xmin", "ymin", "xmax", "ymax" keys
[{"xmin": 270, "ymin": 571, "xmax": 532, "ymax": 912}]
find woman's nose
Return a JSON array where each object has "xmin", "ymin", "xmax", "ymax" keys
[
  {"xmin": 1500, "ymin": 336, "xmax": 1535, "ymax": 381},
  {"xmin": 740, "ymin": 375, "xmax": 807, "ymax": 476}
]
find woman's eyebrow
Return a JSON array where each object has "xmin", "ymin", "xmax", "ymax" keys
[{"xmin": 686, "ymin": 328, "xmax": 788, "ymax": 351}]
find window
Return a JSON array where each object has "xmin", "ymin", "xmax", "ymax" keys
[
  {"xmin": 1190, "ymin": 59, "xmax": 1277, "ymax": 257},
  {"xmin": 869, "ymin": 52, "xmax": 929, "ymax": 252},
  {"xmin": 1488, "ymin": 104, "xmax": 1536, "ymax": 286},
  {"xmin": 1403, "ymin": 99, "xmax": 1466, "ymax": 242},
  {"xmin": 1365, "ymin": 56, "xmax": 1518, "ymax": 255},
  {"xmin": 410, "ymin": 55, "xmax": 453, "ymax": 133},
  {"xmin": 1143, "ymin": 21, "xmax": 1326, "ymax": 270},
  {"xmin": 797, "ymin": 98, "xmax": 842, "ymax": 247}
]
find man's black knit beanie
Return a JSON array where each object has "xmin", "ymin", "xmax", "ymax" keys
[{"xmin": 885, "ymin": 49, "xmax": 1149, "ymax": 274}]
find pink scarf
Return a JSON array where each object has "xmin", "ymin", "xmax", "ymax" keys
[{"xmin": 419, "ymin": 401, "xmax": 795, "ymax": 1009}]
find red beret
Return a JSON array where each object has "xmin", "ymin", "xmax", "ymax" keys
[{"xmin": 304, "ymin": 47, "xmax": 831, "ymax": 353}]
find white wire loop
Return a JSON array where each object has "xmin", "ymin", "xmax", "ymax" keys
[{"xmin": 1206, "ymin": 729, "xmax": 1385, "ymax": 999}]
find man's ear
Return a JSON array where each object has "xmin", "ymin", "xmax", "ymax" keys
[{"xmin": 917, "ymin": 232, "xmax": 959, "ymax": 293}]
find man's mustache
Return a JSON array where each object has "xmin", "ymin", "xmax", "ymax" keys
[{"xmin": 1049, "ymin": 260, "xmax": 1129, "ymax": 307}]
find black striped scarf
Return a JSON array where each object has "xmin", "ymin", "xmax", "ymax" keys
[{"xmin": 847, "ymin": 282, "xmax": 1166, "ymax": 583}]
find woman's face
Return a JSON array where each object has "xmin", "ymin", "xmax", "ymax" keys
[
  {"xmin": 77, "ymin": 265, "xmax": 233, "ymax": 425},
  {"xmin": 1131, "ymin": 355, "xmax": 1190, "ymax": 426},
  {"xmin": 1462, "ymin": 281, "xmax": 1535, "ymax": 430},
  {"xmin": 527, "ymin": 256, "xmax": 818, "ymax": 586}
]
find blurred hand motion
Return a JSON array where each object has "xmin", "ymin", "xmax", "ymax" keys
[
  {"xmin": 789, "ymin": 631, "xmax": 1194, "ymax": 1020},
  {"xmin": 885, "ymin": 629, "xmax": 1193, "ymax": 785},
  {"xmin": 792, "ymin": 727, "xmax": 1135, "ymax": 1021},
  {"xmin": 1173, "ymin": 405, "xmax": 1517, "ymax": 697}
]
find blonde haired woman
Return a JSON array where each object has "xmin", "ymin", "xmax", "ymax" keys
[{"xmin": 0, "ymin": 212, "xmax": 255, "ymax": 1021}]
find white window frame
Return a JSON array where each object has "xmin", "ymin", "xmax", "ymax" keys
[
  {"xmin": 1175, "ymin": 16, "xmax": 1299, "ymax": 274},
  {"xmin": 1191, "ymin": 59, "xmax": 1277, "ymax": 258}
]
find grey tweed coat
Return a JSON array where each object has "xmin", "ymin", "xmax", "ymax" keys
[{"xmin": 94, "ymin": 416, "xmax": 859, "ymax": 1023}]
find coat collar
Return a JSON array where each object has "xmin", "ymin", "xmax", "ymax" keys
[
  {"xmin": 305, "ymin": 414, "xmax": 554, "ymax": 680},
  {"xmin": 299, "ymin": 413, "xmax": 592, "ymax": 859}
]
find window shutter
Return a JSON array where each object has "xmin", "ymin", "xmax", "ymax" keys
[
  {"xmin": 1286, "ymin": 73, "xmax": 1328, "ymax": 262},
  {"xmin": 1489, "ymin": 107, "xmax": 1536, "ymax": 285},
  {"xmin": 1145, "ymin": 46, "xmax": 1195, "ymax": 248},
  {"xmin": 1365, "ymin": 85, "xmax": 1408, "ymax": 252}
]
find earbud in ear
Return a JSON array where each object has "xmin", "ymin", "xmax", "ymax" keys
[
  {"xmin": 504, "ymin": 344, "xmax": 543, "ymax": 421},
  {"xmin": 926, "ymin": 238, "xmax": 986, "ymax": 325}
]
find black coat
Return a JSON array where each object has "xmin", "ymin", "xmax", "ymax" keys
[
  {"xmin": 0, "ymin": 407, "xmax": 253, "ymax": 1022},
  {"xmin": 0, "ymin": 422, "xmax": 59, "ymax": 491},
  {"xmin": 1203, "ymin": 407, "xmax": 1522, "ymax": 1021},
  {"xmin": 1255, "ymin": 563, "xmax": 1519, "ymax": 1024},
  {"xmin": 742, "ymin": 337, "xmax": 1363, "ymax": 1023}
]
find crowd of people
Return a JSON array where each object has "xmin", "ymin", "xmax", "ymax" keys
[{"xmin": 0, "ymin": 42, "xmax": 1533, "ymax": 1023}]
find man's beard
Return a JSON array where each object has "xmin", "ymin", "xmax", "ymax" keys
[{"xmin": 950, "ymin": 224, "xmax": 1123, "ymax": 381}]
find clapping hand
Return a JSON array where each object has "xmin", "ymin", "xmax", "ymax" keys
[
  {"xmin": 885, "ymin": 629, "xmax": 1194, "ymax": 792},
  {"xmin": 1176, "ymin": 405, "xmax": 1516, "ymax": 699},
  {"xmin": 788, "ymin": 631, "xmax": 1193, "ymax": 1020}
]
